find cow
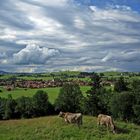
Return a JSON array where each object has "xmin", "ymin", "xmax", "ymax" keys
[
  {"xmin": 97, "ymin": 114, "xmax": 115, "ymax": 133},
  {"xmin": 58, "ymin": 111, "xmax": 82, "ymax": 127}
]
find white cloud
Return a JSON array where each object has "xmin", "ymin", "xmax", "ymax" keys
[
  {"xmin": 0, "ymin": 52, "xmax": 7, "ymax": 58},
  {"xmin": 13, "ymin": 43, "xmax": 60, "ymax": 64},
  {"xmin": 16, "ymin": 67, "xmax": 37, "ymax": 73},
  {"xmin": 0, "ymin": 59, "xmax": 8, "ymax": 64},
  {"xmin": 110, "ymin": 5, "xmax": 132, "ymax": 11},
  {"xmin": 74, "ymin": 16, "xmax": 85, "ymax": 29},
  {"xmin": 0, "ymin": 0, "xmax": 140, "ymax": 72},
  {"xmin": 101, "ymin": 52, "xmax": 113, "ymax": 62},
  {"xmin": 70, "ymin": 65, "xmax": 105, "ymax": 72},
  {"xmin": 102, "ymin": 50, "xmax": 140, "ymax": 62},
  {"xmin": 25, "ymin": 0, "xmax": 69, "ymax": 7}
]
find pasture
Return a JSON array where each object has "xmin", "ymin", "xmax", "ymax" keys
[
  {"xmin": 0, "ymin": 116, "xmax": 139, "ymax": 140},
  {"xmin": 0, "ymin": 86, "xmax": 91, "ymax": 103}
]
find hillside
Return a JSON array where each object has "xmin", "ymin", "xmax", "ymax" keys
[
  {"xmin": 0, "ymin": 86, "xmax": 90, "ymax": 103},
  {"xmin": 0, "ymin": 116, "xmax": 139, "ymax": 140}
]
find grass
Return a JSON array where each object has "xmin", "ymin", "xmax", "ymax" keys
[
  {"xmin": 0, "ymin": 116, "xmax": 139, "ymax": 140},
  {"xmin": 0, "ymin": 86, "xmax": 91, "ymax": 103},
  {"xmin": 0, "ymin": 75, "xmax": 54, "ymax": 80},
  {"xmin": 0, "ymin": 74, "xmax": 90, "ymax": 81}
]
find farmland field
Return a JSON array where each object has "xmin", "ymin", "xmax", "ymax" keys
[
  {"xmin": 0, "ymin": 86, "xmax": 91, "ymax": 103},
  {"xmin": 0, "ymin": 116, "xmax": 140, "ymax": 140}
]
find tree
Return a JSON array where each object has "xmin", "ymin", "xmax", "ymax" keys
[
  {"xmin": 85, "ymin": 73, "xmax": 108, "ymax": 115},
  {"xmin": 133, "ymin": 104, "xmax": 140, "ymax": 124},
  {"xmin": 0, "ymin": 97, "xmax": 6, "ymax": 119},
  {"xmin": 55, "ymin": 82, "xmax": 84, "ymax": 113},
  {"xmin": 114, "ymin": 76, "xmax": 128, "ymax": 92},
  {"xmin": 15, "ymin": 96, "xmax": 34, "ymax": 118},
  {"xmin": 4, "ymin": 94, "xmax": 17, "ymax": 120},
  {"xmin": 33, "ymin": 90, "xmax": 52, "ymax": 116},
  {"xmin": 99, "ymin": 73, "xmax": 104, "ymax": 77},
  {"xmin": 131, "ymin": 79, "xmax": 140, "ymax": 124},
  {"xmin": 110, "ymin": 92, "xmax": 135, "ymax": 121}
]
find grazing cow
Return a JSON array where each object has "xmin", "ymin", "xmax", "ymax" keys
[
  {"xmin": 97, "ymin": 114, "xmax": 115, "ymax": 133},
  {"xmin": 58, "ymin": 111, "xmax": 82, "ymax": 127}
]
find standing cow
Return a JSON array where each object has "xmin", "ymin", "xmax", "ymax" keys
[
  {"xmin": 58, "ymin": 111, "xmax": 82, "ymax": 127},
  {"xmin": 97, "ymin": 114, "xmax": 116, "ymax": 133}
]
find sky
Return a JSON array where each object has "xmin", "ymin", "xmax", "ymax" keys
[{"xmin": 0, "ymin": 0, "xmax": 140, "ymax": 73}]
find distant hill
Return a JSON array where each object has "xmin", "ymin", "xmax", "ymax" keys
[{"xmin": 0, "ymin": 70, "xmax": 8, "ymax": 74}]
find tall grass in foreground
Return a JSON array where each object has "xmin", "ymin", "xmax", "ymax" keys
[{"xmin": 0, "ymin": 116, "xmax": 139, "ymax": 140}]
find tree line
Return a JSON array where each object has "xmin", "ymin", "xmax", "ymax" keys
[{"xmin": 0, "ymin": 73, "xmax": 140, "ymax": 124}]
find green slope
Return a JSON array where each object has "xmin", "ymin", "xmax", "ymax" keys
[
  {"xmin": 0, "ymin": 86, "xmax": 91, "ymax": 103},
  {"xmin": 0, "ymin": 116, "xmax": 139, "ymax": 140}
]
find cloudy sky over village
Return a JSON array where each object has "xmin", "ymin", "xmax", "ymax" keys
[{"xmin": 0, "ymin": 0, "xmax": 140, "ymax": 73}]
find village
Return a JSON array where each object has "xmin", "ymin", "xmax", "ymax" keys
[
  {"xmin": 0, "ymin": 77, "xmax": 115, "ymax": 91},
  {"xmin": 0, "ymin": 78, "xmax": 90, "ymax": 91}
]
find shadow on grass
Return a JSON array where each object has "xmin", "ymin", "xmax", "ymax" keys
[
  {"xmin": 97, "ymin": 125, "xmax": 130, "ymax": 135},
  {"xmin": 115, "ymin": 126, "xmax": 130, "ymax": 134}
]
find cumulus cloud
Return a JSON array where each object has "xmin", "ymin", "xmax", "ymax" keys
[{"xmin": 13, "ymin": 43, "xmax": 60, "ymax": 64}]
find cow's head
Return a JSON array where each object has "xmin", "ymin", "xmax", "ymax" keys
[{"xmin": 58, "ymin": 111, "xmax": 65, "ymax": 118}]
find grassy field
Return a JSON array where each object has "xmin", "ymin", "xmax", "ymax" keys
[
  {"xmin": 0, "ymin": 75, "xmax": 91, "ymax": 81},
  {"xmin": 0, "ymin": 86, "xmax": 91, "ymax": 103},
  {"xmin": 1, "ymin": 71, "xmax": 140, "ymax": 82},
  {"xmin": 0, "ymin": 75, "xmax": 54, "ymax": 80},
  {"xmin": 0, "ymin": 116, "xmax": 139, "ymax": 140}
]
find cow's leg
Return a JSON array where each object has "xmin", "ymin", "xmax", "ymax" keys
[
  {"xmin": 65, "ymin": 118, "xmax": 69, "ymax": 123},
  {"xmin": 106, "ymin": 123, "xmax": 109, "ymax": 132},
  {"xmin": 111, "ymin": 124, "xmax": 115, "ymax": 134},
  {"xmin": 80, "ymin": 118, "xmax": 83, "ymax": 125},
  {"xmin": 77, "ymin": 121, "xmax": 81, "ymax": 128},
  {"xmin": 97, "ymin": 118, "xmax": 100, "ymax": 126}
]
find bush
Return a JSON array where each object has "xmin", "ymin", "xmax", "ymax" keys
[
  {"xmin": 3, "ymin": 94, "xmax": 17, "ymax": 120},
  {"xmin": 110, "ymin": 92, "xmax": 135, "ymax": 121},
  {"xmin": 0, "ymin": 90, "xmax": 55, "ymax": 120},
  {"xmin": 131, "ymin": 79, "xmax": 140, "ymax": 124},
  {"xmin": 15, "ymin": 96, "xmax": 34, "ymax": 118},
  {"xmin": 0, "ymin": 97, "xmax": 6, "ymax": 119},
  {"xmin": 114, "ymin": 76, "xmax": 128, "ymax": 92}
]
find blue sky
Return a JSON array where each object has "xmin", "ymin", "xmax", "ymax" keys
[
  {"xmin": 0, "ymin": 0, "xmax": 140, "ymax": 72},
  {"xmin": 76, "ymin": 0, "xmax": 140, "ymax": 12}
]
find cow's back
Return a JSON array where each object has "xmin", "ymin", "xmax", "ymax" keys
[
  {"xmin": 65, "ymin": 112, "xmax": 82, "ymax": 125},
  {"xmin": 97, "ymin": 114, "xmax": 115, "ymax": 133}
]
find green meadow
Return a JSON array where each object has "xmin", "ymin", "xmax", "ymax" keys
[
  {"xmin": 0, "ymin": 116, "xmax": 139, "ymax": 140},
  {"xmin": 0, "ymin": 86, "xmax": 91, "ymax": 103}
]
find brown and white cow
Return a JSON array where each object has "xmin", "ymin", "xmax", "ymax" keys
[
  {"xmin": 58, "ymin": 111, "xmax": 82, "ymax": 127},
  {"xmin": 97, "ymin": 114, "xmax": 115, "ymax": 133}
]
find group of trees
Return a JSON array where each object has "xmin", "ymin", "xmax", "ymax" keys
[
  {"xmin": 0, "ymin": 90, "xmax": 54, "ymax": 120},
  {"xmin": 55, "ymin": 73, "xmax": 140, "ymax": 124},
  {"xmin": 0, "ymin": 73, "xmax": 140, "ymax": 125},
  {"xmin": 111, "ymin": 79, "xmax": 140, "ymax": 124}
]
